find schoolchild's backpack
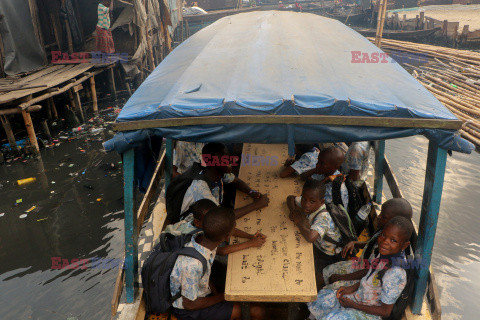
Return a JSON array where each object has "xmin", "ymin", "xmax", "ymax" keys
[
  {"xmin": 316, "ymin": 203, "xmax": 358, "ymax": 250},
  {"xmin": 377, "ymin": 254, "xmax": 416, "ymax": 320},
  {"xmin": 165, "ymin": 162, "xmax": 215, "ymax": 223},
  {"xmin": 331, "ymin": 175, "xmax": 366, "ymax": 221},
  {"xmin": 141, "ymin": 232, "xmax": 207, "ymax": 314}
]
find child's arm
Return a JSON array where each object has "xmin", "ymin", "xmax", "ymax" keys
[
  {"xmin": 329, "ymin": 269, "xmax": 368, "ymax": 284},
  {"xmin": 217, "ymin": 234, "xmax": 266, "ymax": 256},
  {"xmin": 182, "ymin": 294, "xmax": 225, "ymax": 310},
  {"xmin": 292, "ymin": 210, "xmax": 320, "ymax": 243},
  {"xmin": 279, "ymin": 165, "xmax": 296, "ymax": 178},
  {"xmin": 234, "ymin": 195, "xmax": 269, "ymax": 219},
  {"xmin": 338, "ymin": 297, "xmax": 394, "ymax": 318},
  {"xmin": 299, "ymin": 167, "xmax": 317, "ymax": 180},
  {"xmin": 232, "ymin": 228, "xmax": 255, "ymax": 239},
  {"xmin": 341, "ymin": 240, "xmax": 368, "ymax": 258}
]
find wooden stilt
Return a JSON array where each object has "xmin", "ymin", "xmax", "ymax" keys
[
  {"xmin": 126, "ymin": 82, "xmax": 133, "ymax": 96},
  {"xmin": 1, "ymin": 115, "xmax": 18, "ymax": 150},
  {"xmin": 373, "ymin": 140, "xmax": 385, "ymax": 204},
  {"xmin": 21, "ymin": 110, "xmax": 40, "ymax": 154},
  {"xmin": 50, "ymin": 13, "xmax": 62, "ymax": 50},
  {"xmin": 108, "ymin": 67, "xmax": 117, "ymax": 100},
  {"xmin": 48, "ymin": 97, "xmax": 58, "ymax": 119},
  {"xmin": 72, "ymin": 87, "xmax": 85, "ymax": 123},
  {"xmin": 89, "ymin": 76, "xmax": 99, "ymax": 114},
  {"xmin": 41, "ymin": 119, "xmax": 52, "ymax": 142},
  {"xmin": 46, "ymin": 100, "xmax": 53, "ymax": 120}
]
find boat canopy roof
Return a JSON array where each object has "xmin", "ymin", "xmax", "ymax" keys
[{"xmin": 105, "ymin": 11, "xmax": 473, "ymax": 154}]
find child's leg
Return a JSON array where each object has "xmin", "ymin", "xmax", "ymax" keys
[
  {"xmin": 324, "ymin": 308, "xmax": 378, "ymax": 320},
  {"xmin": 307, "ymin": 289, "xmax": 342, "ymax": 319},
  {"xmin": 322, "ymin": 260, "xmax": 355, "ymax": 285},
  {"xmin": 230, "ymin": 302, "xmax": 265, "ymax": 320}
]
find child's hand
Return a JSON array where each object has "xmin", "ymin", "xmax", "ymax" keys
[
  {"xmin": 336, "ymin": 285, "xmax": 357, "ymax": 299},
  {"xmin": 291, "ymin": 210, "xmax": 304, "ymax": 225},
  {"xmin": 338, "ymin": 296, "xmax": 355, "ymax": 308},
  {"xmin": 248, "ymin": 190, "xmax": 262, "ymax": 199},
  {"xmin": 248, "ymin": 234, "xmax": 267, "ymax": 248},
  {"xmin": 254, "ymin": 232, "xmax": 267, "ymax": 240},
  {"xmin": 253, "ymin": 194, "xmax": 269, "ymax": 209},
  {"xmin": 283, "ymin": 156, "xmax": 296, "ymax": 166},
  {"xmin": 342, "ymin": 241, "xmax": 358, "ymax": 258}
]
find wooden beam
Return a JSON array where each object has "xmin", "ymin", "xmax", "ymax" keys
[
  {"xmin": 50, "ymin": 13, "xmax": 62, "ymax": 50},
  {"xmin": 21, "ymin": 109, "xmax": 40, "ymax": 153},
  {"xmin": 1, "ymin": 115, "xmax": 18, "ymax": 150},
  {"xmin": 108, "ymin": 67, "xmax": 117, "ymax": 100},
  {"xmin": 112, "ymin": 115, "xmax": 463, "ymax": 132},
  {"xmin": 48, "ymin": 97, "xmax": 59, "ymax": 119},
  {"xmin": 0, "ymin": 105, "xmax": 42, "ymax": 116},
  {"xmin": 90, "ymin": 76, "xmax": 99, "ymax": 113},
  {"xmin": 123, "ymin": 148, "xmax": 138, "ymax": 303},
  {"xmin": 72, "ymin": 88, "xmax": 85, "ymax": 122},
  {"xmin": 412, "ymin": 141, "xmax": 447, "ymax": 314},
  {"xmin": 111, "ymin": 259, "xmax": 126, "ymax": 317},
  {"xmin": 28, "ymin": 0, "xmax": 47, "ymax": 64},
  {"xmin": 383, "ymin": 156, "xmax": 403, "ymax": 198}
]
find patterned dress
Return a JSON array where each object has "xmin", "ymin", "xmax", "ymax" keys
[
  {"xmin": 342, "ymin": 142, "xmax": 371, "ymax": 184},
  {"xmin": 173, "ymin": 141, "xmax": 205, "ymax": 174},
  {"xmin": 308, "ymin": 254, "xmax": 407, "ymax": 320},
  {"xmin": 96, "ymin": 3, "xmax": 115, "ymax": 53},
  {"xmin": 290, "ymin": 148, "xmax": 320, "ymax": 174}
]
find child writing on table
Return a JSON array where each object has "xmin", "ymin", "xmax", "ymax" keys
[{"xmin": 307, "ymin": 216, "xmax": 413, "ymax": 320}]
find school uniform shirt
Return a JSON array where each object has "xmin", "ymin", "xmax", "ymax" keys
[
  {"xmin": 311, "ymin": 170, "xmax": 349, "ymax": 209},
  {"xmin": 170, "ymin": 232, "xmax": 217, "ymax": 309},
  {"xmin": 295, "ymin": 196, "xmax": 343, "ymax": 256},
  {"xmin": 343, "ymin": 142, "xmax": 371, "ymax": 183},
  {"xmin": 290, "ymin": 147, "xmax": 320, "ymax": 174},
  {"xmin": 163, "ymin": 216, "xmax": 200, "ymax": 237},
  {"xmin": 308, "ymin": 254, "xmax": 407, "ymax": 320},
  {"xmin": 180, "ymin": 172, "xmax": 235, "ymax": 214},
  {"xmin": 173, "ymin": 141, "xmax": 205, "ymax": 174},
  {"xmin": 97, "ymin": 3, "xmax": 111, "ymax": 30}
]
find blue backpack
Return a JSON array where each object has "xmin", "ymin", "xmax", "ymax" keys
[{"xmin": 141, "ymin": 232, "xmax": 208, "ymax": 313}]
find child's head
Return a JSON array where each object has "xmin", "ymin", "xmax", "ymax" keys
[
  {"xmin": 301, "ymin": 179, "xmax": 326, "ymax": 214},
  {"xmin": 316, "ymin": 146, "xmax": 344, "ymax": 175},
  {"xmin": 378, "ymin": 198, "xmax": 413, "ymax": 229},
  {"xmin": 102, "ymin": 0, "xmax": 112, "ymax": 6},
  {"xmin": 190, "ymin": 199, "xmax": 218, "ymax": 228},
  {"xmin": 202, "ymin": 207, "xmax": 236, "ymax": 243},
  {"xmin": 377, "ymin": 216, "xmax": 413, "ymax": 256},
  {"xmin": 202, "ymin": 142, "xmax": 231, "ymax": 174}
]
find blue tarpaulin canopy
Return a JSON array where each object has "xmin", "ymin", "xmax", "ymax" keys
[{"xmin": 105, "ymin": 11, "xmax": 473, "ymax": 154}]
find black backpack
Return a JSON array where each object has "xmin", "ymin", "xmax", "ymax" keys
[
  {"xmin": 141, "ymin": 232, "xmax": 208, "ymax": 313},
  {"xmin": 376, "ymin": 254, "xmax": 416, "ymax": 320},
  {"xmin": 332, "ymin": 175, "xmax": 366, "ymax": 220},
  {"xmin": 165, "ymin": 162, "xmax": 215, "ymax": 223},
  {"xmin": 316, "ymin": 203, "xmax": 358, "ymax": 251}
]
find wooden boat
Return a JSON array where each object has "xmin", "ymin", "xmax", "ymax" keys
[
  {"xmin": 354, "ymin": 27, "xmax": 441, "ymax": 41},
  {"xmin": 106, "ymin": 10, "xmax": 474, "ymax": 320}
]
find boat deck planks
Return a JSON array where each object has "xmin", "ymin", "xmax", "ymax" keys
[
  {"xmin": 225, "ymin": 143, "xmax": 317, "ymax": 303},
  {"xmin": 0, "ymin": 63, "xmax": 95, "ymax": 105}
]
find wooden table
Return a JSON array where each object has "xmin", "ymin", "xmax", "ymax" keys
[{"xmin": 225, "ymin": 143, "xmax": 318, "ymax": 308}]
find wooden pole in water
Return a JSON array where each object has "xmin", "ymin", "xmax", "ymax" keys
[
  {"xmin": 21, "ymin": 109, "xmax": 40, "ymax": 154},
  {"xmin": 374, "ymin": 0, "xmax": 388, "ymax": 47},
  {"xmin": 108, "ymin": 66, "xmax": 117, "ymax": 100},
  {"xmin": 41, "ymin": 119, "xmax": 52, "ymax": 142},
  {"xmin": 48, "ymin": 97, "xmax": 58, "ymax": 119},
  {"xmin": 412, "ymin": 141, "xmax": 447, "ymax": 314},
  {"xmin": 72, "ymin": 86, "xmax": 85, "ymax": 123},
  {"xmin": 1, "ymin": 115, "xmax": 18, "ymax": 150},
  {"xmin": 89, "ymin": 75, "xmax": 99, "ymax": 114}
]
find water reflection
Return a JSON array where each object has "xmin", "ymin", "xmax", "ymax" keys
[{"xmin": 386, "ymin": 136, "xmax": 480, "ymax": 320}]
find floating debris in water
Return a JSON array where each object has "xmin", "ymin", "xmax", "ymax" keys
[
  {"xmin": 16, "ymin": 198, "xmax": 23, "ymax": 204},
  {"xmin": 97, "ymin": 198, "xmax": 102, "ymax": 202},
  {"xmin": 0, "ymin": 213, "xmax": 5, "ymax": 217},
  {"xmin": 68, "ymin": 164, "xmax": 74, "ymax": 168},
  {"xmin": 19, "ymin": 214, "xmax": 27, "ymax": 219},
  {"xmin": 25, "ymin": 206, "xmax": 36, "ymax": 213},
  {"xmin": 37, "ymin": 217, "xmax": 48, "ymax": 222}
]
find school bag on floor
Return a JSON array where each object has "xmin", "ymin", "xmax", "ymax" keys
[
  {"xmin": 323, "ymin": 203, "xmax": 358, "ymax": 250},
  {"xmin": 141, "ymin": 232, "xmax": 207, "ymax": 314},
  {"xmin": 165, "ymin": 162, "xmax": 215, "ymax": 223}
]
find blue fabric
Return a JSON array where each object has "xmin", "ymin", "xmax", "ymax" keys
[{"xmin": 106, "ymin": 11, "xmax": 473, "ymax": 154}]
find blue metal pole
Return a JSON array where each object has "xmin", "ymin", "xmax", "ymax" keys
[
  {"xmin": 123, "ymin": 148, "xmax": 138, "ymax": 303},
  {"xmin": 373, "ymin": 140, "xmax": 385, "ymax": 204},
  {"xmin": 412, "ymin": 140, "xmax": 447, "ymax": 314},
  {"xmin": 165, "ymin": 139, "xmax": 174, "ymax": 189}
]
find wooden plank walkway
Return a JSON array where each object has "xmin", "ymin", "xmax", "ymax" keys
[{"xmin": 0, "ymin": 64, "xmax": 94, "ymax": 105}]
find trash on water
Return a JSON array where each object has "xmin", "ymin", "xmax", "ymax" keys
[
  {"xmin": 37, "ymin": 217, "xmax": 48, "ymax": 222},
  {"xmin": 0, "ymin": 213, "xmax": 5, "ymax": 217},
  {"xmin": 51, "ymin": 181, "xmax": 56, "ymax": 184},
  {"xmin": 16, "ymin": 199, "xmax": 23, "ymax": 204},
  {"xmin": 19, "ymin": 214, "xmax": 27, "ymax": 219},
  {"xmin": 25, "ymin": 206, "xmax": 37, "ymax": 213},
  {"xmin": 96, "ymin": 198, "xmax": 102, "ymax": 202},
  {"xmin": 69, "ymin": 164, "xmax": 74, "ymax": 167},
  {"xmin": 17, "ymin": 177, "xmax": 37, "ymax": 186}
]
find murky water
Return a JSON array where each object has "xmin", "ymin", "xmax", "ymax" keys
[{"xmin": 1, "ymin": 131, "xmax": 479, "ymax": 319}]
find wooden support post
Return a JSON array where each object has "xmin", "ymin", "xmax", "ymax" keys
[
  {"xmin": 0, "ymin": 17, "xmax": 5, "ymax": 77},
  {"xmin": 123, "ymin": 148, "xmax": 138, "ymax": 303},
  {"xmin": 108, "ymin": 66, "xmax": 117, "ymax": 100},
  {"xmin": 402, "ymin": 14, "xmax": 406, "ymax": 30},
  {"xmin": 460, "ymin": 25, "xmax": 469, "ymax": 46},
  {"xmin": 41, "ymin": 119, "xmax": 52, "ymax": 142},
  {"xmin": 50, "ymin": 13, "xmax": 62, "ymax": 50},
  {"xmin": 373, "ymin": 140, "xmax": 385, "ymax": 204},
  {"xmin": 69, "ymin": 88, "xmax": 84, "ymax": 123},
  {"xmin": 412, "ymin": 141, "xmax": 448, "ymax": 314},
  {"xmin": 48, "ymin": 97, "xmax": 58, "ymax": 119},
  {"xmin": 374, "ymin": 0, "xmax": 388, "ymax": 47},
  {"xmin": 28, "ymin": 0, "xmax": 47, "ymax": 64},
  {"xmin": 21, "ymin": 110, "xmax": 40, "ymax": 154},
  {"xmin": 419, "ymin": 12, "xmax": 425, "ymax": 30},
  {"xmin": 452, "ymin": 23, "xmax": 459, "ymax": 48},
  {"xmin": 89, "ymin": 76, "xmax": 99, "ymax": 114},
  {"xmin": 1, "ymin": 115, "xmax": 18, "ymax": 150},
  {"xmin": 165, "ymin": 139, "xmax": 174, "ymax": 190}
]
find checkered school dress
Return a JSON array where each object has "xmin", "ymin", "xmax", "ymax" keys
[{"xmin": 96, "ymin": 4, "xmax": 115, "ymax": 53}]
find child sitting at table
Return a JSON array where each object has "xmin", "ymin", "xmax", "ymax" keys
[
  {"xmin": 170, "ymin": 207, "xmax": 265, "ymax": 320},
  {"xmin": 279, "ymin": 144, "xmax": 320, "ymax": 178},
  {"xmin": 321, "ymin": 198, "xmax": 413, "ymax": 290},
  {"xmin": 286, "ymin": 179, "xmax": 344, "ymax": 287},
  {"xmin": 164, "ymin": 199, "xmax": 267, "ymax": 256},
  {"xmin": 173, "ymin": 141, "xmax": 205, "ymax": 178},
  {"xmin": 307, "ymin": 216, "xmax": 413, "ymax": 320}
]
